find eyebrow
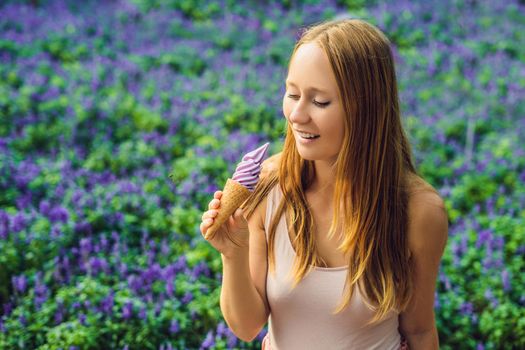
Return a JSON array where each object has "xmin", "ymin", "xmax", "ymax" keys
[{"xmin": 285, "ymin": 80, "xmax": 329, "ymax": 94}]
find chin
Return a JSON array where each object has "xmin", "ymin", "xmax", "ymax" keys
[
  {"xmin": 296, "ymin": 150, "xmax": 319, "ymax": 161},
  {"xmin": 297, "ymin": 149, "xmax": 338, "ymax": 163}
]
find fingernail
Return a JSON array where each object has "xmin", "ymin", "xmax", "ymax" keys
[{"xmin": 205, "ymin": 218, "xmax": 213, "ymax": 224}]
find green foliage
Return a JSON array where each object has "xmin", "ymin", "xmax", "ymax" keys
[{"xmin": 1, "ymin": 0, "xmax": 524, "ymax": 349}]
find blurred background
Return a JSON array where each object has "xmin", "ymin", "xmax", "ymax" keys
[{"xmin": 0, "ymin": 0, "xmax": 524, "ymax": 349}]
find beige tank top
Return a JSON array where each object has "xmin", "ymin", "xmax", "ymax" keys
[{"xmin": 264, "ymin": 185, "xmax": 402, "ymax": 349}]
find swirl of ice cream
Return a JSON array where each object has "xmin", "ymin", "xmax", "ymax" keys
[{"xmin": 232, "ymin": 142, "xmax": 270, "ymax": 191}]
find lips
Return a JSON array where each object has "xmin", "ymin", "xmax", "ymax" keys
[
  {"xmin": 295, "ymin": 129, "xmax": 319, "ymax": 135},
  {"xmin": 295, "ymin": 129, "xmax": 320, "ymax": 137}
]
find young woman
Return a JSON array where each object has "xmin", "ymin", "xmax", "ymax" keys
[{"xmin": 200, "ymin": 18, "xmax": 448, "ymax": 350}]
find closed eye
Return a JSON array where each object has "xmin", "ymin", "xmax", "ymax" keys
[{"xmin": 287, "ymin": 94, "xmax": 330, "ymax": 108}]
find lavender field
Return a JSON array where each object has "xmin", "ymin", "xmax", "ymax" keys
[{"xmin": 0, "ymin": 0, "xmax": 524, "ymax": 349}]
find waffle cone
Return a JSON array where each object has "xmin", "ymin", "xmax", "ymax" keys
[{"xmin": 205, "ymin": 178, "xmax": 252, "ymax": 240}]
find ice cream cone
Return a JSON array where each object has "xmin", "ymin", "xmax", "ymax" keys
[{"xmin": 205, "ymin": 178, "xmax": 252, "ymax": 240}]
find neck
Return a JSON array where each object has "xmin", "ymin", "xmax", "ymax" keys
[{"xmin": 308, "ymin": 160, "xmax": 336, "ymax": 196}]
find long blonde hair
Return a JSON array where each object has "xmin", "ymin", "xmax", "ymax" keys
[{"xmin": 243, "ymin": 18, "xmax": 428, "ymax": 324}]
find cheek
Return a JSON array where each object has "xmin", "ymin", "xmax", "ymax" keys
[
  {"xmin": 329, "ymin": 113, "xmax": 346, "ymax": 141},
  {"xmin": 282, "ymin": 98, "xmax": 291, "ymax": 119}
]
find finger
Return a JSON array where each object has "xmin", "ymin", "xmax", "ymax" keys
[
  {"xmin": 208, "ymin": 199, "xmax": 220, "ymax": 210},
  {"xmin": 205, "ymin": 210, "xmax": 218, "ymax": 220},
  {"xmin": 201, "ymin": 217, "xmax": 214, "ymax": 231},
  {"xmin": 201, "ymin": 220, "xmax": 213, "ymax": 239},
  {"xmin": 214, "ymin": 191, "xmax": 222, "ymax": 199},
  {"xmin": 201, "ymin": 210, "xmax": 217, "ymax": 221},
  {"xmin": 232, "ymin": 208, "xmax": 242, "ymax": 220}
]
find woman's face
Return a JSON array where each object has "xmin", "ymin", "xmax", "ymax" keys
[{"xmin": 283, "ymin": 42, "xmax": 346, "ymax": 163}]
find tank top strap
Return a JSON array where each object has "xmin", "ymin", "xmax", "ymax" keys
[
  {"xmin": 264, "ymin": 185, "xmax": 278, "ymax": 237},
  {"xmin": 264, "ymin": 185, "xmax": 288, "ymax": 243},
  {"xmin": 264, "ymin": 185, "xmax": 292, "ymax": 251}
]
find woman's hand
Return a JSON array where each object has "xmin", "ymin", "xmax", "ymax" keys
[{"xmin": 200, "ymin": 190, "xmax": 250, "ymax": 258}]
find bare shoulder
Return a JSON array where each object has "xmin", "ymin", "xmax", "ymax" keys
[
  {"xmin": 249, "ymin": 192, "xmax": 269, "ymax": 230},
  {"xmin": 406, "ymin": 177, "xmax": 448, "ymax": 255},
  {"xmin": 399, "ymin": 177, "xmax": 448, "ymax": 337}
]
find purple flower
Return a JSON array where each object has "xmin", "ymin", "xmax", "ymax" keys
[
  {"xmin": 54, "ymin": 308, "xmax": 64, "ymax": 325},
  {"xmin": 50, "ymin": 226, "xmax": 61, "ymax": 239},
  {"xmin": 161, "ymin": 239, "xmax": 169, "ymax": 255},
  {"xmin": 80, "ymin": 237, "xmax": 93, "ymax": 255},
  {"xmin": 14, "ymin": 173, "xmax": 30, "ymax": 189},
  {"xmin": 34, "ymin": 279, "xmax": 49, "ymax": 309},
  {"xmin": 154, "ymin": 303, "xmax": 162, "ymax": 317},
  {"xmin": 122, "ymin": 301, "xmax": 133, "ymax": 320},
  {"xmin": 139, "ymin": 307, "xmax": 147, "ymax": 320},
  {"xmin": 19, "ymin": 314, "xmax": 27, "ymax": 327},
  {"xmin": 79, "ymin": 313, "xmax": 87, "ymax": 326},
  {"xmin": 114, "ymin": 212, "xmax": 124, "ymax": 223},
  {"xmin": 146, "ymin": 249, "xmax": 156, "ymax": 266},
  {"xmin": 169, "ymin": 319, "xmax": 180, "ymax": 334},
  {"xmin": 216, "ymin": 322, "xmax": 227, "ymax": 337},
  {"xmin": 12, "ymin": 212, "xmax": 26, "ymax": 232},
  {"xmin": 12, "ymin": 275, "xmax": 27, "ymax": 294},
  {"xmin": 163, "ymin": 264, "xmax": 176, "ymax": 280},
  {"xmin": 100, "ymin": 235, "xmax": 109, "ymax": 251},
  {"xmin": 15, "ymin": 194, "xmax": 32, "ymax": 209},
  {"xmin": 49, "ymin": 206, "xmax": 69, "ymax": 223},
  {"xmin": 491, "ymin": 236, "xmax": 504, "ymax": 250},
  {"xmin": 118, "ymin": 262, "xmax": 128, "ymax": 277},
  {"xmin": 166, "ymin": 277, "xmax": 174, "ymax": 297},
  {"xmin": 72, "ymin": 190, "xmax": 83, "ymax": 206},
  {"xmin": 476, "ymin": 229, "xmax": 492, "ymax": 249},
  {"xmin": 227, "ymin": 333, "xmax": 238, "ymax": 348},
  {"xmin": 502, "ymin": 270, "xmax": 511, "ymax": 292},
  {"xmin": 182, "ymin": 291, "xmax": 193, "ymax": 304},
  {"xmin": 174, "ymin": 256, "xmax": 187, "ymax": 273},
  {"xmin": 100, "ymin": 291, "xmax": 114, "ymax": 314},
  {"xmin": 127, "ymin": 275, "xmax": 142, "ymax": 293},
  {"xmin": 88, "ymin": 257, "xmax": 109, "ymax": 275},
  {"xmin": 200, "ymin": 331, "xmax": 215, "ymax": 349},
  {"xmin": 39, "ymin": 200, "xmax": 51, "ymax": 216},
  {"xmin": 142, "ymin": 263, "xmax": 162, "ymax": 285},
  {"xmin": 3, "ymin": 302, "xmax": 13, "ymax": 316},
  {"xmin": 191, "ymin": 261, "xmax": 211, "ymax": 280},
  {"xmin": 459, "ymin": 301, "xmax": 473, "ymax": 316},
  {"xmin": 484, "ymin": 289, "xmax": 498, "ymax": 308},
  {"xmin": 0, "ymin": 211, "xmax": 9, "ymax": 239},
  {"xmin": 74, "ymin": 221, "xmax": 92, "ymax": 235}
]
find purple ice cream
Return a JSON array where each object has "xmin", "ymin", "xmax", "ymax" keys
[{"xmin": 232, "ymin": 142, "xmax": 270, "ymax": 191}]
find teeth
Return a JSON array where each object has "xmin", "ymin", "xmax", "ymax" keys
[{"xmin": 298, "ymin": 132, "xmax": 319, "ymax": 139}]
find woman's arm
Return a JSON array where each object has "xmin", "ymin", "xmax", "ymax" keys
[
  {"xmin": 399, "ymin": 191, "xmax": 448, "ymax": 350},
  {"xmin": 201, "ymin": 191, "xmax": 270, "ymax": 342},
  {"xmin": 218, "ymin": 151, "xmax": 280, "ymax": 340},
  {"xmin": 220, "ymin": 248, "xmax": 268, "ymax": 341},
  {"xmin": 219, "ymin": 196, "xmax": 270, "ymax": 341}
]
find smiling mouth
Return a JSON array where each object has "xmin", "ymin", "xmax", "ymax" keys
[
  {"xmin": 300, "ymin": 135, "xmax": 320, "ymax": 139},
  {"xmin": 296, "ymin": 131, "xmax": 320, "ymax": 139}
]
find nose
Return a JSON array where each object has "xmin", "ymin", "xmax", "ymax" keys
[{"xmin": 287, "ymin": 99, "xmax": 311, "ymax": 124}]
